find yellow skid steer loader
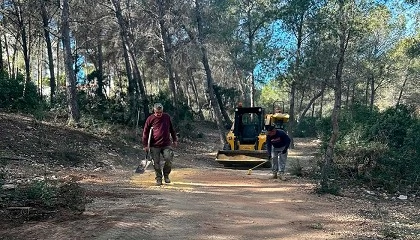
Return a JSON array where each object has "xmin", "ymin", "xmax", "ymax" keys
[
  {"xmin": 215, "ymin": 103, "xmax": 289, "ymax": 168},
  {"xmin": 215, "ymin": 106, "xmax": 268, "ymax": 167}
]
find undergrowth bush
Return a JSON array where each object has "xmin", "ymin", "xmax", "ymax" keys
[
  {"xmin": 318, "ymin": 104, "xmax": 420, "ymax": 193},
  {"xmin": 69, "ymin": 89, "xmax": 202, "ymax": 141},
  {"xmin": 0, "ymin": 71, "xmax": 46, "ymax": 113},
  {"xmin": 289, "ymin": 158, "xmax": 303, "ymax": 177},
  {"xmin": 151, "ymin": 91, "xmax": 194, "ymax": 123},
  {"xmin": 367, "ymin": 105, "xmax": 420, "ymax": 192},
  {"xmin": 0, "ymin": 178, "xmax": 86, "ymax": 221},
  {"xmin": 75, "ymin": 89, "xmax": 195, "ymax": 130},
  {"xmin": 295, "ymin": 117, "xmax": 318, "ymax": 137}
]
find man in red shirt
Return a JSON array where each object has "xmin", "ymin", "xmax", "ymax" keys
[{"xmin": 142, "ymin": 103, "xmax": 178, "ymax": 185}]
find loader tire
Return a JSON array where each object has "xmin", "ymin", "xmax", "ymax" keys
[{"xmin": 223, "ymin": 163, "xmax": 233, "ymax": 168}]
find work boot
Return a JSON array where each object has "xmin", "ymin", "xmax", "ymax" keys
[
  {"xmin": 164, "ymin": 176, "xmax": 171, "ymax": 184},
  {"xmin": 279, "ymin": 172, "xmax": 286, "ymax": 181},
  {"xmin": 271, "ymin": 172, "xmax": 278, "ymax": 179},
  {"xmin": 156, "ymin": 178, "xmax": 163, "ymax": 186}
]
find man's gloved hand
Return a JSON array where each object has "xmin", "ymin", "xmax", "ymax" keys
[{"xmin": 282, "ymin": 148, "xmax": 288, "ymax": 154}]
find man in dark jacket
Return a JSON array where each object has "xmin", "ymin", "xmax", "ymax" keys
[
  {"xmin": 143, "ymin": 103, "xmax": 178, "ymax": 186},
  {"xmin": 266, "ymin": 125, "xmax": 291, "ymax": 180}
]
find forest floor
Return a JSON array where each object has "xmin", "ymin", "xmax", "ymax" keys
[{"xmin": 0, "ymin": 112, "xmax": 419, "ymax": 240}]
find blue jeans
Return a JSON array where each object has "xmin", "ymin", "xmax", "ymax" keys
[{"xmin": 271, "ymin": 146, "xmax": 287, "ymax": 173}]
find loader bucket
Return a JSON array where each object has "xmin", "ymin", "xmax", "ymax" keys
[{"xmin": 215, "ymin": 150, "xmax": 267, "ymax": 167}]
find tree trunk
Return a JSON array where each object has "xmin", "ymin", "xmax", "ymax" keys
[
  {"xmin": 14, "ymin": 0, "xmax": 31, "ymax": 95},
  {"xmin": 250, "ymin": 74, "xmax": 255, "ymax": 107},
  {"xmin": 311, "ymin": 101, "xmax": 315, "ymax": 117},
  {"xmin": 298, "ymin": 89, "xmax": 305, "ymax": 112},
  {"xmin": 131, "ymin": 54, "xmax": 149, "ymax": 121},
  {"xmin": 56, "ymin": 35, "xmax": 60, "ymax": 88},
  {"xmin": 61, "ymin": 0, "xmax": 80, "ymax": 124},
  {"xmin": 213, "ymin": 85, "xmax": 233, "ymax": 127},
  {"xmin": 3, "ymin": 35, "xmax": 11, "ymax": 75},
  {"xmin": 0, "ymin": 37, "xmax": 3, "ymax": 71},
  {"xmin": 321, "ymin": 2, "xmax": 349, "ymax": 190},
  {"xmin": 288, "ymin": 11, "xmax": 305, "ymax": 149},
  {"xmin": 288, "ymin": 81, "xmax": 296, "ymax": 147},
  {"xmin": 397, "ymin": 64, "xmax": 410, "ymax": 105},
  {"xmin": 157, "ymin": 0, "xmax": 178, "ymax": 108},
  {"xmin": 188, "ymin": 67, "xmax": 204, "ymax": 120},
  {"xmin": 195, "ymin": 0, "xmax": 227, "ymax": 145},
  {"xmin": 319, "ymin": 91, "xmax": 324, "ymax": 117},
  {"xmin": 369, "ymin": 74, "xmax": 375, "ymax": 111},
  {"xmin": 11, "ymin": 33, "xmax": 19, "ymax": 79},
  {"xmin": 37, "ymin": 44, "xmax": 43, "ymax": 97},
  {"xmin": 365, "ymin": 75, "xmax": 369, "ymax": 106},
  {"xmin": 41, "ymin": 0, "xmax": 56, "ymax": 105},
  {"xmin": 345, "ymin": 79, "xmax": 350, "ymax": 106},
  {"xmin": 112, "ymin": 0, "xmax": 149, "ymax": 122},
  {"xmin": 245, "ymin": 8, "xmax": 255, "ymax": 108},
  {"xmin": 96, "ymin": 40, "xmax": 104, "ymax": 98},
  {"xmin": 0, "ymin": 3, "xmax": 5, "ymax": 72},
  {"xmin": 298, "ymin": 82, "xmax": 326, "ymax": 121},
  {"xmin": 111, "ymin": 0, "xmax": 137, "ymax": 122},
  {"xmin": 184, "ymin": 74, "xmax": 192, "ymax": 107},
  {"xmin": 174, "ymin": 71, "xmax": 183, "ymax": 97}
]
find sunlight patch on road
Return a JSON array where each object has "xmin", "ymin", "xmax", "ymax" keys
[
  {"xmin": 79, "ymin": 175, "xmax": 126, "ymax": 184},
  {"xmin": 252, "ymin": 186, "xmax": 296, "ymax": 192},
  {"xmin": 130, "ymin": 168, "xmax": 316, "ymax": 196},
  {"xmin": 169, "ymin": 182, "xmax": 269, "ymax": 187},
  {"xmin": 266, "ymin": 198, "xmax": 307, "ymax": 203}
]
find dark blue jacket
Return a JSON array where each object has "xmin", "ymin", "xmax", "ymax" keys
[{"xmin": 266, "ymin": 129, "xmax": 290, "ymax": 156}]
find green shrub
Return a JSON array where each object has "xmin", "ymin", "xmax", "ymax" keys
[
  {"xmin": 318, "ymin": 104, "xmax": 420, "ymax": 193},
  {"xmin": 151, "ymin": 91, "xmax": 194, "ymax": 123},
  {"xmin": 316, "ymin": 179, "xmax": 341, "ymax": 195},
  {"xmin": 289, "ymin": 158, "xmax": 303, "ymax": 176},
  {"xmin": 369, "ymin": 105, "xmax": 417, "ymax": 149},
  {"xmin": 75, "ymin": 89, "xmax": 196, "ymax": 126},
  {"xmin": 366, "ymin": 105, "xmax": 420, "ymax": 192},
  {"xmin": 295, "ymin": 117, "xmax": 318, "ymax": 137},
  {"xmin": 0, "ymin": 179, "xmax": 86, "ymax": 220},
  {"xmin": 0, "ymin": 71, "xmax": 46, "ymax": 113}
]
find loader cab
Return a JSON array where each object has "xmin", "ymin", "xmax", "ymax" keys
[
  {"xmin": 217, "ymin": 106, "xmax": 270, "ymax": 167},
  {"xmin": 264, "ymin": 101, "xmax": 289, "ymax": 132},
  {"xmin": 225, "ymin": 107, "xmax": 265, "ymax": 151},
  {"xmin": 265, "ymin": 113, "xmax": 289, "ymax": 131}
]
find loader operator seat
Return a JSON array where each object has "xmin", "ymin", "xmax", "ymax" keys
[{"xmin": 240, "ymin": 124, "xmax": 258, "ymax": 144}]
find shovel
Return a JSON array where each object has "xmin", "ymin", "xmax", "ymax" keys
[
  {"xmin": 247, "ymin": 160, "xmax": 269, "ymax": 175},
  {"xmin": 135, "ymin": 127, "xmax": 154, "ymax": 173}
]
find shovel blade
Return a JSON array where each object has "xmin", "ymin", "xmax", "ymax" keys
[
  {"xmin": 135, "ymin": 159, "xmax": 148, "ymax": 174},
  {"xmin": 135, "ymin": 165, "xmax": 145, "ymax": 174}
]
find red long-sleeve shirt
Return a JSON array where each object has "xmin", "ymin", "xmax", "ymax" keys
[{"xmin": 142, "ymin": 113, "xmax": 177, "ymax": 148}]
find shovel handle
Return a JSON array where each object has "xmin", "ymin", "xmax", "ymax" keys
[
  {"xmin": 248, "ymin": 160, "xmax": 269, "ymax": 171},
  {"xmin": 147, "ymin": 127, "xmax": 153, "ymax": 148},
  {"xmin": 146, "ymin": 127, "xmax": 154, "ymax": 162}
]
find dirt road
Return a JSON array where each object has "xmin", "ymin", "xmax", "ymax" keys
[
  {"xmin": 2, "ymin": 163, "xmax": 393, "ymax": 240},
  {"xmin": 125, "ymin": 168, "xmax": 351, "ymax": 240}
]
